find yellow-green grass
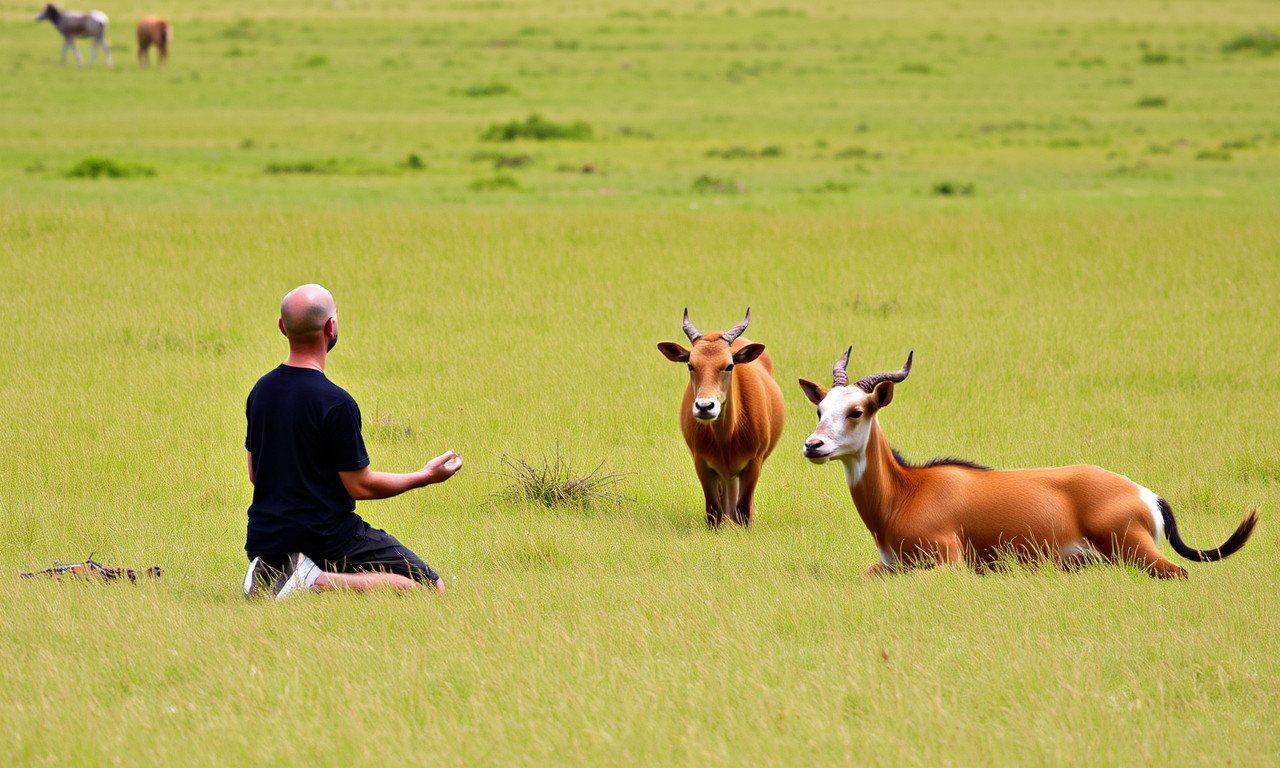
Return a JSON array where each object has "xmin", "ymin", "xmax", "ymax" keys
[
  {"xmin": 3, "ymin": 0, "xmax": 1280, "ymax": 211},
  {"xmin": 2, "ymin": 208, "xmax": 1278, "ymax": 766},
  {"xmin": 2, "ymin": 0, "xmax": 1280, "ymax": 764}
]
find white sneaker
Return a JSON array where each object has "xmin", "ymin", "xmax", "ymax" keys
[
  {"xmin": 273, "ymin": 553, "xmax": 322, "ymax": 600},
  {"xmin": 243, "ymin": 556, "xmax": 274, "ymax": 599}
]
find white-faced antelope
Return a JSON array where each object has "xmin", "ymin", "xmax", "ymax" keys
[
  {"xmin": 799, "ymin": 349, "xmax": 1257, "ymax": 578},
  {"xmin": 658, "ymin": 309, "xmax": 785, "ymax": 527},
  {"xmin": 35, "ymin": 4, "xmax": 111, "ymax": 67},
  {"xmin": 136, "ymin": 16, "xmax": 172, "ymax": 67}
]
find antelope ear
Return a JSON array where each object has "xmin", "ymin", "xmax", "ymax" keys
[
  {"xmin": 798, "ymin": 378, "xmax": 828, "ymax": 405},
  {"xmin": 871, "ymin": 380, "xmax": 895, "ymax": 409},
  {"xmin": 657, "ymin": 342, "xmax": 690, "ymax": 363},
  {"xmin": 732, "ymin": 342, "xmax": 766, "ymax": 365}
]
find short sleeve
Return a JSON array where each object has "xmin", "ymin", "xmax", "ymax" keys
[
  {"xmin": 325, "ymin": 397, "xmax": 371, "ymax": 472},
  {"xmin": 244, "ymin": 392, "xmax": 253, "ymax": 451}
]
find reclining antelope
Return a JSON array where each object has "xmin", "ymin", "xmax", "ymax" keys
[
  {"xmin": 659, "ymin": 308, "xmax": 784, "ymax": 527},
  {"xmin": 799, "ymin": 349, "xmax": 1257, "ymax": 578}
]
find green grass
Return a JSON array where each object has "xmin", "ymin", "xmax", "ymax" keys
[{"xmin": 2, "ymin": 0, "xmax": 1280, "ymax": 765}]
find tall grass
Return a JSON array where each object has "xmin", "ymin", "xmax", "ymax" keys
[
  {"xmin": 1, "ymin": 207, "xmax": 1277, "ymax": 765},
  {"xmin": 2, "ymin": 0, "xmax": 1280, "ymax": 763}
]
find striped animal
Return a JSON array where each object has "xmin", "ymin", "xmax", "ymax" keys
[
  {"xmin": 35, "ymin": 4, "xmax": 110, "ymax": 66},
  {"xmin": 799, "ymin": 349, "xmax": 1257, "ymax": 578},
  {"xmin": 658, "ymin": 308, "xmax": 785, "ymax": 527},
  {"xmin": 136, "ymin": 16, "xmax": 172, "ymax": 67}
]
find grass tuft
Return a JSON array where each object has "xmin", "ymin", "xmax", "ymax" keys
[
  {"xmin": 492, "ymin": 450, "xmax": 630, "ymax": 509},
  {"xmin": 469, "ymin": 173, "xmax": 521, "ymax": 191},
  {"xmin": 1221, "ymin": 28, "xmax": 1280, "ymax": 55},
  {"xmin": 482, "ymin": 114, "xmax": 592, "ymax": 141},
  {"xmin": 691, "ymin": 174, "xmax": 743, "ymax": 193},
  {"xmin": 65, "ymin": 156, "xmax": 156, "ymax": 179},
  {"xmin": 931, "ymin": 180, "xmax": 975, "ymax": 196},
  {"xmin": 264, "ymin": 160, "xmax": 337, "ymax": 174},
  {"xmin": 398, "ymin": 153, "xmax": 426, "ymax": 170},
  {"xmin": 1136, "ymin": 95, "xmax": 1168, "ymax": 108},
  {"xmin": 456, "ymin": 81, "xmax": 514, "ymax": 97}
]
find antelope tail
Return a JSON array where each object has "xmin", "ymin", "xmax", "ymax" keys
[{"xmin": 1158, "ymin": 498, "xmax": 1257, "ymax": 562}]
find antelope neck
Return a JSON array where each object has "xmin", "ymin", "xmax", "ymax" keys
[{"xmin": 841, "ymin": 418, "xmax": 905, "ymax": 536}]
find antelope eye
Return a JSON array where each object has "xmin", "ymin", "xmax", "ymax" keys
[
  {"xmin": 686, "ymin": 364, "xmax": 694, "ymax": 371},
  {"xmin": 848, "ymin": 408, "xmax": 863, "ymax": 419},
  {"xmin": 724, "ymin": 363, "xmax": 735, "ymax": 372}
]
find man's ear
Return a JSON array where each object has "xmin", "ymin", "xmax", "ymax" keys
[
  {"xmin": 872, "ymin": 380, "xmax": 895, "ymax": 409},
  {"xmin": 325, "ymin": 317, "xmax": 336, "ymax": 336},
  {"xmin": 657, "ymin": 342, "xmax": 690, "ymax": 363},
  {"xmin": 798, "ymin": 378, "xmax": 828, "ymax": 406},
  {"xmin": 278, "ymin": 318, "xmax": 288, "ymax": 337},
  {"xmin": 732, "ymin": 342, "xmax": 766, "ymax": 365}
]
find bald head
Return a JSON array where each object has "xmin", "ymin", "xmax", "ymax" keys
[{"xmin": 280, "ymin": 284, "xmax": 337, "ymax": 342}]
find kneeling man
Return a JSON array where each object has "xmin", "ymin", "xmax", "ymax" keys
[{"xmin": 243, "ymin": 283, "xmax": 462, "ymax": 598}]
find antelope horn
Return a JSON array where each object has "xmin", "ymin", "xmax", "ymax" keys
[
  {"xmin": 721, "ymin": 307, "xmax": 752, "ymax": 344},
  {"xmin": 832, "ymin": 346, "xmax": 852, "ymax": 387},
  {"xmin": 682, "ymin": 308, "xmax": 703, "ymax": 343},
  {"xmin": 854, "ymin": 351, "xmax": 914, "ymax": 393}
]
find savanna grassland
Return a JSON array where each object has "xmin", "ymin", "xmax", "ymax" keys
[{"xmin": 1, "ymin": 0, "xmax": 1279, "ymax": 765}]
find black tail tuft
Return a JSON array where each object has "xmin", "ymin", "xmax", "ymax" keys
[{"xmin": 1159, "ymin": 498, "xmax": 1258, "ymax": 563}]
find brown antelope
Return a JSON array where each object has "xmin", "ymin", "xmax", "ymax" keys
[
  {"xmin": 34, "ymin": 3, "xmax": 110, "ymax": 66},
  {"xmin": 136, "ymin": 16, "xmax": 172, "ymax": 67},
  {"xmin": 799, "ymin": 349, "xmax": 1257, "ymax": 578},
  {"xmin": 658, "ymin": 308, "xmax": 785, "ymax": 527}
]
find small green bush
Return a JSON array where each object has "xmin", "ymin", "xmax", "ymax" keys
[
  {"xmin": 691, "ymin": 174, "xmax": 742, "ymax": 194},
  {"xmin": 264, "ymin": 160, "xmax": 336, "ymax": 174},
  {"xmin": 808, "ymin": 179, "xmax": 854, "ymax": 193},
  {"xmin": 470, "ymin": 173, "xmax": 521, "ymax": 191},
  {"xmin": 1221, "ymin": 29, "xmax": 1280, "ymax": 55},
  {"xmin": 65, "ymin": 156, "xmax": 156, "ymax": 179},
  {"xmin": 481, "ymin": 114, "xmax": 592, "ymax": 141},
  {"xmin": 399, "ymin": 153, "xmax": 426, "ymax": 170},
  {"xmin": 931, "ymin": 180, "xmax": 975, "ymax": 196},
  {"xmin": 1195, "ymin": 149, "xmax": 1232, "ymax": 161},
  {"xmin": 457, "ymin": 82, "xmax": 514, "ymax": 97},
  {"xmin": 1136, "ymin": 95, "xmax": 1167, "ymax": 108}
]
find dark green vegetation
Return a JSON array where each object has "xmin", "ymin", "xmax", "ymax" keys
[{"xmin": 1, "ymin": 0, "xmax": 1278, "ymax": 765}]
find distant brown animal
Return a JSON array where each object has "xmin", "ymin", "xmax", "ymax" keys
[
  {"xmin": 799, "ymin": 349, "xmax": 1258, "ymax": 578},
  {"xmin": 658, "ymin": 308, "xmax": 785, "ymax": 527},
  {"xmin": 136, "ymin": 16, "xmax": 171, "ymax": 67}
]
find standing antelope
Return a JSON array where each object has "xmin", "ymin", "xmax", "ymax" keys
[
  {"xmin": 136, "ymin": 16, "xmax": 172, "ymax": 67},
  {"xmin": 799, "ymin": 349, "xmax": 1257, "ymax": 578},
  {"xmin": 34, "ymin": 4, "xmax": 111, "ymax": 66},
  {"xmin": 658, "ymin": 308, "xmax": 785, "ymax": 527}
]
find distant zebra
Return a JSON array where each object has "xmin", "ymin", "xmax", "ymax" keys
[
  {"xmin": 136, "ymin": 16, "xmax": 172, "ymax": 67},
  {"xmin": 34, "ymin": 3, "xmax": 111, "ymax": 67}
]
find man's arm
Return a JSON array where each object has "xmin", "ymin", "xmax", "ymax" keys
[
  {"xmin": 247, "ymin": 451, "xmax": 255, "ymax": 485},
  {"xmin": 340, "ymin": 451, "xmax": 463, "ymax": 501}
]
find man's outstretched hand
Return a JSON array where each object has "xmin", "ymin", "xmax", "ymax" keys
[{"xmin": 423, "ymin": 451, "xmax": 463, "ymax": 484}]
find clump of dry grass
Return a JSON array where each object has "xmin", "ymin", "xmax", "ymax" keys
[{"xmin": 492, "ymin": 449, "xmax": 630, "ymax": 509}]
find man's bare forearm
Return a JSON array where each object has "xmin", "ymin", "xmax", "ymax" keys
[
  {"xmin": 343, "ymin": 469, "xmax": 431, "ymax": 501},
  {"xmin": 340, "ymin": 452, "xmax": 462, "ymax": 501}
]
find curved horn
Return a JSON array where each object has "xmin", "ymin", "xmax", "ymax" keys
[
  {"xmin": 721, "ymin": 307, "xmax": 751, "ymax": 344},
  {"xmin": 832, "ymin": 346, "xmax": 852, "ymax": 388},
  {"xmin": 854, "ymin": 350, "xmax": 913, "ymax": 393},
  {"xmin": 682, "ymin": 308, "xmax": 703, "ymax": 343}
]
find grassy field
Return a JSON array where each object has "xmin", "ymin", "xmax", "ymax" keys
[{"xmin": 2, "ymin": 0, "xmax": 1279, "ymax": 765}]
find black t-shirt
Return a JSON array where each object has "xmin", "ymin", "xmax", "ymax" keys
[{"xmin": 244, "ymin": 365, "xmax": 370, "ymax": 557}]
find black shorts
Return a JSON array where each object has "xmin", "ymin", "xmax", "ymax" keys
[{"xmin": 251, "ymin": 524, "xmax": 440, "ymax": 584}]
